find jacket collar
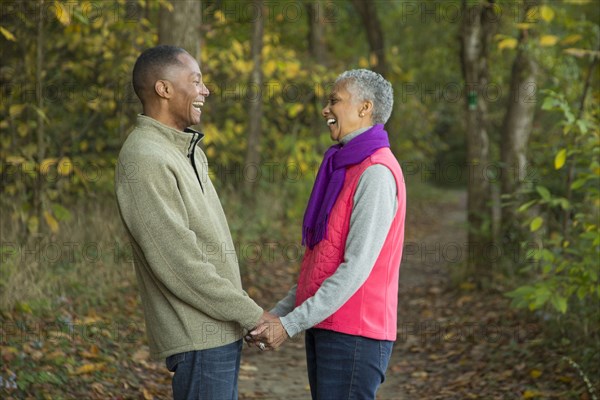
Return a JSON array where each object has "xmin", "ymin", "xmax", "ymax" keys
[{"xmin": 135, "ymin": 114, "xmax": 204, "ymax": 154}]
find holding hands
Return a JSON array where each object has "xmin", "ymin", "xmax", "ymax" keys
[{"xmin": 246, "ymin": 312, "xmax": 289, "ymax": 351}]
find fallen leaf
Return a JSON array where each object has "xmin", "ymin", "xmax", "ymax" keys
[
  {"xmin": 132, "ymin": 347, "xmax": 150, "ymax": 363},
  {"xmin": 523, "ymin": 389, "xmax": 543, "ymax": 399},
  {"xmin": 142, "ymin": 388, "xmax": 153, "ymax": 400},
  {"xmin": 91, "ymin": 382, "xmax": 105, "ymax": 394},
  {"xmin": 411, "ymin": 370, "xmax": 428, "ymax": 379},
  {"xmin": 557, "ymin": 375, "xmax": 572, "ymax": 383},
  {"xmin": 72, "ymin": 362, "xmax": 105, "ymax": 375},
  {"xmin": 530, "ymin": 369, "xmax": 542, "ymax": 379},
  {"xmin": 240, "ymin": 363, "xmax": 258, "ymax": 372},
  {"xmin": 456, "ymin": 295, "xmax": 473, "ymax": 307}
]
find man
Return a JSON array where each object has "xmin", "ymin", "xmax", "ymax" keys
[{"xmin": 115, "ymin": 45, "xmax": 273, "ymax": 399}]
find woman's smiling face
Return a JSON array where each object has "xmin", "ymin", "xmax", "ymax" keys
[{"xmin": 321, "ymin": 81, "xmax": 372, "ymax": 142}]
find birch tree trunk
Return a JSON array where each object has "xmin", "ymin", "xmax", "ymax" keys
[
  {"xmin": 500, "ymin": 0, "xmax": 539, "ymax": 265},
  {"xmin": 459, "ymin": 0, "xmax": 496, "ymax": 278}
]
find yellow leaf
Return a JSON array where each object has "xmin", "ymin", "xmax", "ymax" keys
[
  {"xmin": 39, "ymin": 158, "xmax": 58, "ymax": 174},
  {"xmin": 231, "ymin": 40, "xmax": 243, "ymax": 56},
  {"xmin": 530, "ymin": 217, "xmax": 543, "ymax": 232},
  {"xmin": 16, "ymin": 302, "xmax": 33, "ymax": 314},
  {"xmin": 9, "ymin": 104, "xmax": 25, "ymax": 117},
  {"xmin": 72, "ymin": 363, "xmax": 105, "ymax": 375},
  {"xmin": 525, "ymin": 7, "xmax": 540, "ymax": 23},
  {"xmin": 369, "ymin": 52, "xmax": 378, "ymax": 67},
  {"xmin": 563, "ymin": 48, "xmax": 593, "ymax": 58},
  {"xmin": 561, "ymin": 34, "xmax": 582, "ymax": 45},
  {"xmin": 539, "ymin": 35, "xmax": 559, "ymax": 47},
  {"xmin": 358, "ymin": 57, "xmax": 369, "ymax": 68},
  {"xmin": 18, "ymin": 123, "xmax": 28, "ymax": 137},
  {"xmin": 554, "ymin": 149, "xmax": 566, "ymax": 170},
  {"xmin": 522, "ymin": 390, "xmax": 542, "ymax": 399},
  {"xmin": 540, "ymin": 5, "xmax": 555, "ymax": 22},
  {"xmin": 79, "ymin": 140, "xmax": 89, "ymax": 152},
  {"xmin": 0, "ymin": 26, "xmax": 16, "ymax": 41},
  {"xmin": 54, "ymin": 1, "xmax": 71, "ymax": 25},
  {"xmin": 460, "ymin": 282, "xmax": 476, "ymax": 291},
  {"xmin": 5, "ymin": 156, "xmax": 26, "ymax": 165},
  {"xmin": 530, "ymin": 369, "xmax": 542, "ymax": 379},
  {"xmin": 142, "ymin": 388, "xmax": 154, "ymax": 400},
  {"xmin": 516, "ymin": 23, "xmax": 533, "ymax": 30},
  {"xmin": 288, "ymin": 103, "xmax": 304, "ymax": 118},
  {"xmin": 44, "ymin": 211, "xmax": 59, "ymax": 233},
  {"xmin": 28, "ymin": 216, "xmax": 39, "ymax": 234},
  {"xmin": 498, "ymin": 38, "xmax": 518, "ymax": 50},
  {"xmin": 57, "ymin": 157, "xmax": 72, "ymax": 176}
]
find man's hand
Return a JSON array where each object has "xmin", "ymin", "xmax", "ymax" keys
[
  {"xmin": 247, "ymin": 317, "xmax": 289, "ymax": 350},
  {"xmin": 245, "ymin": 311, "xmax": 277, "ymax": 350}
]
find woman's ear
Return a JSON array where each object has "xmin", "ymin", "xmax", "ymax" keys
[{"xmin": 360, "ymin": 100, "xmax": 374, "ymax": 117}]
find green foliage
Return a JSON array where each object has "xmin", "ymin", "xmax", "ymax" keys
[
  {"xmin": 0, "ymin": 0, "xmax": 155, "ymax": 236},
  {"xmin": 507, "ymin": 91, "xmax": 599, "ymax": 318}
]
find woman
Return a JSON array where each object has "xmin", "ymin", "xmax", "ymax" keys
[{"xmin": 250, "ymin": 69, "xmax": 406, "ymax": 399}]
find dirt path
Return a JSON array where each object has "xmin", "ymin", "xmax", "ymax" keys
[
  {"xmin": 3, "ymin": 187, "xmax": 594, "ymax": 399},
  {"xmin": 238, "ymin": 190, "xmax": 467, "ymax": 399}
]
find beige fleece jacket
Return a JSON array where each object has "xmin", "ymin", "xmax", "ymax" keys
[{"xmin": 115, "ymin": 115, "xmax": 263, "ymax": 360}]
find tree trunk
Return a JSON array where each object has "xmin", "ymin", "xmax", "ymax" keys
[
  {"xmin": 35, "ymin": 0, "xmax": 46, "ymax": 234},
  {"xmin": 500, "ymin": 39, "xmax": 538, "ymax": 249},
  {"xmin": 158, "ymin": 1, "xmax": 202, "ymax": 60},
  {"xmin": 459, "ymin": 0, "xmax": 496, "ymax": 280},
  {"xmin": 306, "ymin": 0, "xmax": 328, "ymax": 63},
  {"xmin": 306, "ymin": 0, "xmax": 328, "ymax": 153},
  {"xmin": 243, "ymin": 0, "xmax": 265, "ymax": 193},
  {"xmin": 500, "ymin": 1, "xmax": 539, "ymax": 266},
  {"xmin": 350, "ymin": 0, "xmax": 387, "ymax": 76}
]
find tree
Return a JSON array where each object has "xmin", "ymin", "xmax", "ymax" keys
[
  {"xmin": 305, "ymin": 0, "xmax": 329, "ymax": 152},
  {"xmin": 499, "ymin": 0, "xmax": 540, "ymax": 262},
  {"xmin": 243, "ymin": 0, "xmax": 265, "ymax": 193},
  {"xmin": 459, "ymin": 0, "xmax": 497, "ymax": 279},
  {"xmin": 158, "ymin": 1, "xmax": 202, "ymax": 59},
  {"xmin": 306, "ymin": 0, "xmax": 328, "ymax": 64},
  {"xmin": 350, "ymin": 0, "xmax": 387, "ymax": 76}
]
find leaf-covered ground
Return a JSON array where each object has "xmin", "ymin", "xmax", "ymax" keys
[{"xmin": 1, "ymin": 189, "xmax": 598, "ymax": 399}]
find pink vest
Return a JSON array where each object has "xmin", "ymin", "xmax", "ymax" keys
[{"xmin": 295, "ymin": 148, "xmax": 406, "ymax": 341}]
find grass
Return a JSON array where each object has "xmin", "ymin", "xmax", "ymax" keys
[{"xmin": 1, "ymin": 199, "xmax": 134, "ymax": 315}]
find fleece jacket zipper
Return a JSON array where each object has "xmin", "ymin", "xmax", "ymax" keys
[{"xmin": 187, "ymin": 131, "xmax": 204, "ymax": 193}]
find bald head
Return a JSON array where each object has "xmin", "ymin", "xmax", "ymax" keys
[{"xmin": 132, "ymin": 45, "xmax": 189, "ymax": 104}]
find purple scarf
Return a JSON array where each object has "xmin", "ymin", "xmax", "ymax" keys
[{"xmin": 302, "ymin": 124, "xmax": 390, "ymax": 249}]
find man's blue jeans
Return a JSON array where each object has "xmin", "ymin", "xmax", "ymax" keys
[
  {"xmin": 305, "ymin": 328, "xmax": 394, "ymax": 400},
  {"xmin": 165, "ymin": 340, "xmax": 242, "ymax": 400}
]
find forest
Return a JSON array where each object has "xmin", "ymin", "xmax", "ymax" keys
[{"xmin": 0, "ymin": 0, "xmax": 598, "ymax": 398}]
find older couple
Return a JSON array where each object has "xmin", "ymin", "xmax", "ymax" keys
[{"xmin": 115, "ymin": 45, "xmax": 405, "ymax": 400}]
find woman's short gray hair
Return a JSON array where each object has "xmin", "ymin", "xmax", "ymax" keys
[{"xmin": 335, "ymin": 69, "xmax": 394, "ymax": 125}]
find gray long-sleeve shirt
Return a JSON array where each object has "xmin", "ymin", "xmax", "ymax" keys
[{"xmin": 272, "ymin": 127, "xmax": 398, "ymax": 337}]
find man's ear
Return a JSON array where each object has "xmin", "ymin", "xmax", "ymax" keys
[{"xmin": 154, "ymin": 80, "xmax": 172, "ymax": 99}]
